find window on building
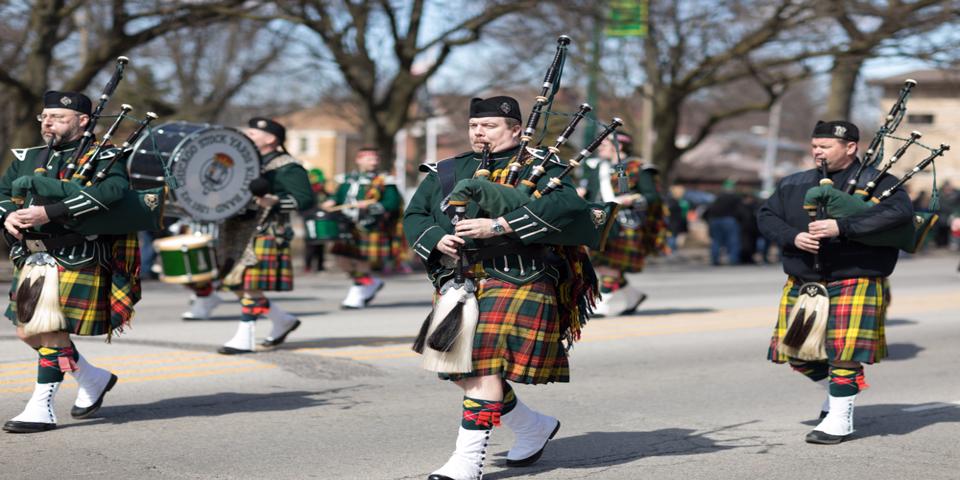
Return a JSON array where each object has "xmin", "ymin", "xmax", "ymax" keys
[
  {"xmin": 907, "ymin": 114, "xmax": 934, "ymax": 124},
  {"xmin": 299, "ymin": 136, "xmax": 309, "ymax": 154}
]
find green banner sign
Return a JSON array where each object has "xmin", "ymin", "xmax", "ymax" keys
[{"xmin": 606, "ymin": 0, "xmax": 647, "ymax": 38}]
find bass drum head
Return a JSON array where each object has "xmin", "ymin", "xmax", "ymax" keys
[
  {"xmin": 130, "ymin": 122, "xmax": 260, "ymax": 222},
  {"xmin": 128, "ymin": 122, "xmax": 204, "ymax": 190}
]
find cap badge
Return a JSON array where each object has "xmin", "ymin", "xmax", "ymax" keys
[
  {"xmin": 257, "ymin": 120, "xmax": 268, "ymax": 128},
  {"xmin": 60, "ymin": 96, "xmax": 72, "ymax": 106},
  {"xmin": 499, "ymin": 102, "xmax": 511, "ymax": 114},
  {"xmin": 834, "ymin": 125, "xmax": 847, "ymax": 138},
  {"xmin": 591, "ymin": 208, "xmax": 607, "ymax": 229}
]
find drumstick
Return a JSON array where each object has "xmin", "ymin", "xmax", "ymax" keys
[{"xmin": 323, "ymin": 201, "xmax": 374, "ymax": 212}]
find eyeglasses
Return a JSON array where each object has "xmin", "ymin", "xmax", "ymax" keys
[{"xmin": 36, "ymin": 113, "xmax": 78, "ymax": 123}]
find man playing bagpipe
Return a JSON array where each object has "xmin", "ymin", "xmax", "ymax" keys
[
  {"xmin": 404, "ymin": 96, "xmax": 616, "ymax": 479},
  {"xmin": 577, "ymin": 132, "xmax": 669, "ymax": 316},
  {"xmin": 758, "ymin": 120, "xmax": 914, "ymax": 444},
  {"xmin": 217, "ymin": 117, "xmax": 315, "ymax": 354},
  {"xmin": 322, "ymin": 148, "xmax": 402, "ymax": 309},
  {"xmin": 0, "ymin": 91, "xmax": 140, "ymax": 433}
]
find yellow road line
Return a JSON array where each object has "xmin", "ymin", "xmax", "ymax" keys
[
  {"xmin": 0, "ymin": 364, "xmax": 276, "ymax": 394},
  {"xmin": 0, "ymin": 359, "xmax": 265, "ymax": 385},
  {"xmin": 0, "ymin": 354, "xmax": 245, "ymax": 378},
  {"xmin": 0, "ymin": 351, "xmax": 222, "ymax": 371}
]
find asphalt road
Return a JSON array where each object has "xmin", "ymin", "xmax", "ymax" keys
[{"xmin": 1, "ymin": 252, "xmax": 958, "ymax": 479}]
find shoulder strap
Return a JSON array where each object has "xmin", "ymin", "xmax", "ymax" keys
[{"xmin": 438, "ymin": 158, "xmax": 458, "ymax": 198}]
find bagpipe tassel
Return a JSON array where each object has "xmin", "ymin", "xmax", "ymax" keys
[
  {"xmin": 411, "ymin": 309, "xmax": 433, "ymax": 354},
  {"xmin": 779, "ymin": 283, "xmax": 829, "ymax": 361},
  {"xmin": 19, "ymin": 261, "xmax": 66, "ymax": 336},
  {"xmin": 421, "ymin": 282, "xmax": 479, "ymax": 373}
]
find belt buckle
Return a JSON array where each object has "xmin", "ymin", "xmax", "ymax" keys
[{"xmin": 25, "ymin": 239, "xmax": 47, "ymax": 252}]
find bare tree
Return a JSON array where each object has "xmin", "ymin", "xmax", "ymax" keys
[
  {"xmin": 0, "ymin": 0, "xmax": 251, "ymax": 169},
  {"xmin": 261, "ymin": 0, "xmax": 540, "ymax": 165},
  {"xmin": 638, "ymin": 0, "xmax": 835, "ymax": 177},
  {"xmin": 820, "ymin": 0, "xmax": 960, "ymax": 119}
]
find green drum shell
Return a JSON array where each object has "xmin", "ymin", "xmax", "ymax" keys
[
  {"xmin": 154, "ymin": 234, "xmax": 218, "ymax": 284},
  {"xmin": 305, "ymin": 211, "xmax": 352, "ymax": 244}
]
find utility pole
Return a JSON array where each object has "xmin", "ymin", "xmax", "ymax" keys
[
  {"xmin": 583, "ymin": 16, "xmax": 603, "ymax": 147},
  {"xmin": 761, "ymin": 87, "xmax": 784, "ymax": 196}
]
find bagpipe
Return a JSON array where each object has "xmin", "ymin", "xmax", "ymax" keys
[
  {"xmin": 413, "ymin": 36, "xmax": 623, "ymax": 372},
  {"xmin": 10, "ymin": 56, "xmax": 168, "ymax": 236},
  {"xmin": 803, "ymin": 79, "xmax": 950, "ymax": 253}
]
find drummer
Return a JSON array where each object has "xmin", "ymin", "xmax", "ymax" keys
[
  {"xmin": 321, "ymin": 148, "xmax": 403, "ymax": 309},
  {"xmin": 217, "ymin": 117, "xmax": 315, "ymax": 353}
]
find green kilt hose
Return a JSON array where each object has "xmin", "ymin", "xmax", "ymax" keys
[
  {"xmin": 768, "ymin": 276, "xmax": 890, "ymax": 364},
  {"xmin": 440, "ymin": 278, "xmax": 570, "ymax": 385},
  {"xmin": 237, "ymin": 234, "xmax": 293, "ymax": 292}
]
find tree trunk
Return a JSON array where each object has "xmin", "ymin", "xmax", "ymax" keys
[
  {"xmin": 824, "ymin": 53, "xmax": 867, "ymax": 120},
  {"xmin": 361, "ymin": 116, "xmax": 398, "ymax": 173},
  {"xmin": 651, "ymin": 90, "xmax": 684, "ymax": 184}
]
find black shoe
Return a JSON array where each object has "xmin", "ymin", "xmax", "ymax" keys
[
  {"xmin": 261, "ymin": 320, "xmax": 301, "ymax": 347},
  {"xmin": 217, "ymin": 346, "xmax": 255, "ymax": 355},
  {"xmin": 3, "ymin": 420, "xmax": 57, "ymax": 433},
  {"xmin": 71, "ymin": 374, "xmax": 118, "ymax": 419},
  {"xmin": 506, "ymin": 420, "xmax": 561, "ymax": 467},
  {"xmin": 805, "ymin": 429, "xmax": 849, "ymax": 445},
  {"xmin": 621, "ymin": 293, "xmax": 648, "ymax": 315},
  {"xmin": 363, "ymin": 282, "xmax": 385, "ymax": 306}
]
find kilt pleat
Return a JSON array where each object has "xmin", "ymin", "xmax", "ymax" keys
[
  {"xmin": 767, "ymin": 276, "xmax": 890, "ymax": 364},
  {"xmin": 592, "ymin": 224, "xmax": 646, "ymax": 272},
  {"xmin": 331, "ymin": 226, "xmax": 397, "ymax": 267},
  {"xmin": 240, "ymin": 235, "xmax": 293, "ymax": 291},
  {"xmin": 440, "ymin": 278, "xmax": 569, "ymax": 384}
]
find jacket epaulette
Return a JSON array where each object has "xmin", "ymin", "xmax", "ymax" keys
[{"xmin": 10, "ymin": 145, "xmax": 47, "ymax": 162}]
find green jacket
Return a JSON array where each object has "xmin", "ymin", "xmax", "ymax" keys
[
  {"xmin": 333, "ymin": 170, "xmax": 402, "ymax": 231},
  {"xmin": 258, "ymin": 151, "xmax": 315, "ymax": 240},
  {"xmin": 261, "ymin": 151, "xmax": 315, "ymax": 213},
  {"xmin": 403, "ymin": 145, "xmax": 592, "ymax": 286},
  {"xmin": 0, "ymin": 139, "xmax": 128, "ymax": 268}
]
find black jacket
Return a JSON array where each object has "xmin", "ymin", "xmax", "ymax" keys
[{"xmin": 757, "ymin": 160, "xmax": 913, "ymax": 282}]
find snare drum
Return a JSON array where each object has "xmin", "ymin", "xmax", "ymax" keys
[
  {"xmin": 129, "ymin": 122, "xmax": 260, "ymax": 222},
  {"xmin": 153, "ymin": 234, "xmax": 218, "ymax": 284},
  {"xmin": 305, "ymin": 211, "xmax": 353, "ymax": 243}
]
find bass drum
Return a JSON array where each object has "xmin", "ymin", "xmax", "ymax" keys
[{"xmin": 128, "ymin": 122, "xmax": 260, "ymax": 222}]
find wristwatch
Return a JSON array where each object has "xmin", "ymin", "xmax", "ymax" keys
[{"xmin": 490, "ymin": 219, "xmax": 506, "ymax": 235}]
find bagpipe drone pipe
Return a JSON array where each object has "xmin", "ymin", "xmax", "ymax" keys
[{"xmin": 10, "ymin": 56, "xmax": 168, "ymax": 236}]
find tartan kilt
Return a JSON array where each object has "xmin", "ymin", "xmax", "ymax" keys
[
  {"xmin": 7, "ymin": 264, "xmax": 121, "ymax": 337},
  {"xmin": 239, "ymin": 234, "xmax": 293, "ymax": 292},
  {"xmin": 593, "ymin": 222, "xmax": 646, "ymax": 272},
  {"xmin": 440, "ymin": 278, "xmax": 570, "ymax": 385},
  {"xmin": 331, "ymin": 224, "xmax": 396, "ymax": 267},
  {"xmin": 767, "ymin": 276, "xmax": 890, "ymax": 364},
  {"xmin": 5, "ymin": 234, "xmax": 140, "ymax": 337}
]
